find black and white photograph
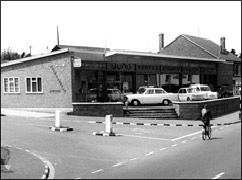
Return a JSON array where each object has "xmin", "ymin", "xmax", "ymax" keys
[{"xmin": 1, "ymin": 1, "xmax": 241, "ymax": 179}]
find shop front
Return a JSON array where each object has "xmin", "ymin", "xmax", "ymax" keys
[{"xmin": 72, "ymin": 52, "xmax": 221, "ymax": 103}]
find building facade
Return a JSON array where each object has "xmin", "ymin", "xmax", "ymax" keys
[{"xmin": 1, "ymin": 33, "xmax": 239, "ymax": 108}]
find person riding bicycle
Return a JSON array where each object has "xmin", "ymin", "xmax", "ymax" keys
[{"xmin": 201, "ymin": 104, "xmax": 212, "ymax": 134}]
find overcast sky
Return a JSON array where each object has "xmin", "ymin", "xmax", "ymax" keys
[{"xmin": 1, "ymin": 1, "xmax": 241, "ymax": 55}]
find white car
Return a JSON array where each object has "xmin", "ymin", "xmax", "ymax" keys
[
  {"xmin": 189, "ymin": 84, "xmax": 217, "ymax": 100},
  {"xmin": 178, "ymin": 87, "xmax": 205, "ymax": 101},
  {"xmin": 125, "ymin": 87, "xmax": 178, "ymax": 106}
]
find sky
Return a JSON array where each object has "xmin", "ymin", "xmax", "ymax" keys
[{"xmin": 1, "ymin": 1, "xmax": 241, "ymax": 56}]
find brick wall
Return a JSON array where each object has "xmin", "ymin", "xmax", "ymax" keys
[
  {"xmin": 1, "ymin": 53, "xmax": 74, "ymax": 108},
  {"xmin": 173, "ymin": 97, "xmax": 240, "ymax": 120},
  {"xmin": 216, "ymin": 63, "xmax": 234, "ymax": 90},
  {"xmin": 72, "ymin": 102, "xmax": 124, "ymax": 117}
]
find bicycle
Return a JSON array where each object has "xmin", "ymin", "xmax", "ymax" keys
[{"xmin": 202, "ymin": 123, "xmax": 212, "ymax": 140}]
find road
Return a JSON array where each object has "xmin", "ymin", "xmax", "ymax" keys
[{"xmin": 1, "ymin": 111, "xmax": 241, "ymax": 179}]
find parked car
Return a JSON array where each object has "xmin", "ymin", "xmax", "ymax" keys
[
  {"xmin": 189, "ymin": 84, "xmax": 217, "ymax": 100},
  {"xmin": 107, "ymin": 89, "xmax": 124, "ymax": 102},
  {"xmin": 217, "ymin": 86, "xmax": 233, "ymax": 98},
  {"xmin": 87, "ymin": 88, "xmax": 124, "ymax": 102},
  {"xmin": 125, "ymin": 87, "xmax": 178, "ymax": 106},
  {"xmin": 178, "ymin": 87, "xmax": 205, "ymax": 101}
]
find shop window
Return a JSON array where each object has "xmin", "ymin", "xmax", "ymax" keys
[
  {"xmin": 26, "ymin": 77, "xmax": 42, "ymax": 93},
  {"xmin": 3, "ymin": 77, "xmax": 20, "ymax": 93}
]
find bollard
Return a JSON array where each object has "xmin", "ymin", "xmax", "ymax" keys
[
  {"xmin": 55, "ymin": 110, "xmax": 61, "ymax": 128},
  {"xmin": 125, "ymin": 100, "xmax": 129, "ymax": 115},
  {"xmin": 105, "ymin": 114, "xmax": 113, "ymax": 134}
]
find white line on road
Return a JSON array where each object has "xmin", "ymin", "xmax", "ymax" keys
[
  {"xmin": 130, "ymin": 158, "xmax": 138, "ymax": 161},
  {"xmin": 171, "ymin": 131, "xmax": 202, "ymax": 141},
  {"xmin": 159, "ymin": 147, "xmax": 167, "ymax": 151},
  {"xmin": 171, "ymin": 144, "xmax": 178, "ymax": 147},
  {"xmin": 191, "ymin": 137, "xmax": 197, "ymax": 140},
  {"xmin": 181, "ymin": 140, "xmax": 188, "ymax": 144},
  {"xmin": 112, "ymin": 162, "xmax": 124, "ymax": 167},
  {"xmin": 145, "ymin": 151, "xmax": 154, "ymax": 156},
  {"xmin": 119, "ymin": 134, "xmax": 171, "ymax": 141},
  {"xmin": 91, "ymin": 169, "xmax": 103, "ymax": 174},
  {"xmin": 212, "ymin": 172, "xmax": 225, "ymax": 179}
]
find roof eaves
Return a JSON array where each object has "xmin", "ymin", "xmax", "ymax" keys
[{"xmin": 1, "ymin": 48, "xmax": 69, "ymax": 68}]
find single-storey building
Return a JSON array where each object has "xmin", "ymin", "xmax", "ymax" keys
[
  {"xmin": 1, "ymin": 34, "xmax": 238, "ymax": 108},
  {"xmin": 159, "ymin": 34, "xmax": 241, "ymax": 95}
]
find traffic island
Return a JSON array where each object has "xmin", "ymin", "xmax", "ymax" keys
[
  {"xmin": 93, "ymin": 131, "xmax": 120, "ymax": 137},
  {"xmin": 50, "ymin": 126, "xmax": 74, "ymax": 132}
]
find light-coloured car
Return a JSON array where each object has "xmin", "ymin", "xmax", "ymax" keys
[
  {"xmin": 107, "ymin": 89, "xmax": 124, "ymax": 102},
  {"xmin": 189, "ymin": 84, "xmax": 218, "ymax": 100},
  {"xmin": 178, "ymin": 87, "xmax": 205, "ymax": 101},
  {"xmin": 125, "ymin": 87, "xmax": 178, "ymax": 106}
]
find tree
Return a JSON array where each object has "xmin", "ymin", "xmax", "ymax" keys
[{"xmin": 1, "ymin": 47, "xmax": 20, "ymax": 62}]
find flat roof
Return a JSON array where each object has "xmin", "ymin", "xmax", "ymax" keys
[{"xmin": 105, "ymin": 50, "xmax": 226, "ymax": 62}]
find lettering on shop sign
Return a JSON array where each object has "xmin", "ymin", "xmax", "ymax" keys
[
  {"xmin": 161, "ymin": 66, "xmax": 181, "ymax": 73},
  {"xmin": 107, "ymin": 63, "xmax": 135, "ymax": 71},
  {"xmin": 182, "ymin": 67, "xmax": 200, "ymax": 74},
  {"xmin": 136, "ymin": 65, "xmax": 160, "ymax": 72},
  {"xmin": 200, "ymin": 67, "xmax": 216, "ymax": 75},
  {"xmin": 50, "ymin": 90, "xmax": 61, "ymax": 93}
]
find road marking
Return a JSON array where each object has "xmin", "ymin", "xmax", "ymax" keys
[
  {"xmin": 212, "ymin": 172, "xmax": 225, "ymax": 179},
  {"xmin": 119, "ymin": 134, "xmax": 171, "ymax": 141},
  {"xmin": 91, "ymin": 169, "xmax": 103, "ymax": 174},
  {"xmin": 181, "ymin": 140, "xmax": 188, "ymax": 144},
  {"xmin": 171, "ymin": 144, "xmax": 178, "ymax": 147},
  {"xmin": 172, "ymin": 126, "xmax": 217, "ymax": 141},
  {"xmin": 191, "ymin": 137, "xmax": 197, "ymax": 140},
  {"xmin": 112, "ymin": 162, "xmax": 124, "ymax": 167},
  {"xmin": 145, "ymin": 151, "xmax": 154, "ymax": 156},
  {"xmin": 130, "ymin": 158, "xmax": 138, "ymax": 161},
  {"xmin": 171, "ymin": 131, "xmax": 202, "ymax": 141},
  {"xmin": 159, "ymin": 147, "xmax": 167, "ymax": 151}
]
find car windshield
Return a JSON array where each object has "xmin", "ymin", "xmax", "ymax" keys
[
  {"xmin": 137, "ymin": 88, "xmax": 146, "ymax": 94},
  {"xmin": 200, "ymin": 87, "xmax": 211, "ymax": 91}
]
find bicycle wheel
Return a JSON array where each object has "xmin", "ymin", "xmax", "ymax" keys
[
  {"xmin": 202, "ymin": 130, "xmax": 206, "ymax": 140},
  {"xmin": 208, "ymin": 126, "xmax": 212, "ymax": 139}
]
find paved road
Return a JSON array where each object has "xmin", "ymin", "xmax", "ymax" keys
[{"xmin": 1, "ymin": 110, "xmax": 241, "ymax": 179}]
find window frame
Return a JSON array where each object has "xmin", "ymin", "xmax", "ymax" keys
[
  {"xmin": 3, "ymin": 77, "xmax": 20, "ymax": 93},
  {"xmin": 25, "ymin": 77, "xmax": 43, "ymax": 93}
]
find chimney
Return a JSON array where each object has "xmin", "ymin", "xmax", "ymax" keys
[
  {"xmin": 220, "ymin": 36, "xmax": 226, "ymax": 53},
  {"xmin": 159, "ymin": 33, "xmax": 164, "ymax": 53}
]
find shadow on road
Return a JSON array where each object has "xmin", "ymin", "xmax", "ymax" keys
[{"xmin": 209, "ymin": 137, "xmax": 224, "ymax": 140}]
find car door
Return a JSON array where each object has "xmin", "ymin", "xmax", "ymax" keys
[
  {"xmin": 154, "ymin": 89, "xmax": 166, "ymax": 103},
  {"xmin": 143, "ymin": 89, "xmax": 155, "ymax": 104},
  {"xmin": 178, "ymin": 89, "xmax": 185, "ymax": 101}
]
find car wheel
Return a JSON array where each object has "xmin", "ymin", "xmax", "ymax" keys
[
  {"xmin": 187, "ymin": 97, "xmax": 191, "ymax": 101},
  {"xmin": 132, "ymin": 100, "xmax": 140, "ymax": 106},
  {"xmin": 163, "ymin": 99, "xmax": 170, "ymax": 106}
]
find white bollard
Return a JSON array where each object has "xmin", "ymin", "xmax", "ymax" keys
[
  {"xmin": 105, "ymin": 114, "xmax": 113, "ymax": 134},
  {"xmin": 55, "ymin": 110, "xmax": 61, "ymax": 128}
]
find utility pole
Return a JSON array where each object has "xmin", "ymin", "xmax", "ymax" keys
[
  {"xmin": 57, "ymin": 26, "xmax": 60, "ymax": 45},
  {"xmin": 29, "ymin": 46, "xmax": 32, "ymax": 55}
]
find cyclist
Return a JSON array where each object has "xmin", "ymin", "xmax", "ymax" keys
[{"xmin": 201, "ymin": 104, "xmax": 212, "ymax": 134}]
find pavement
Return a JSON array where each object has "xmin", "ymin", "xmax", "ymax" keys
[{"xmin": 1, "ymin": 108, "xmax": 241, "ymax": 179}]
